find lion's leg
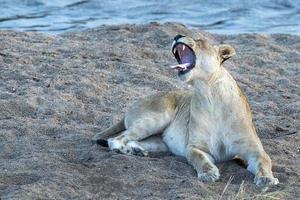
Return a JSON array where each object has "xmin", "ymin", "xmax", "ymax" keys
[
  {"xmin": 108, "ymin": 113, "xmax": 172, "ymax": 155},
  {"xmin": 122, "ymin": 135, "xmax": 169, "ymax": 156},
  {"xmin": 244, "ymin": 150, "xmax": 279, "ymax": 186},
  {"xmin": 186, "ymin": 146, "xmax": 220, "ymax": 182}
]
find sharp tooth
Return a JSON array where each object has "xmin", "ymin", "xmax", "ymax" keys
[
  {"xmin": 183, "ymin": 45, "xmax": 185, "ymax": 51},
  {"xmin": 173, "ymin": 48, "xmax": 177, "ymax": 54}
]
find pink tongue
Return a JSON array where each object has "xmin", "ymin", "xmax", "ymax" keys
[{"xmin": 170, "ymin": 63, "xmax": 191, "ymax": 71}]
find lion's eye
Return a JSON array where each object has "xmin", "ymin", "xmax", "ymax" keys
[{"xmin": 188, "ymin": 42, "xmax": 196, "ymax": 48}]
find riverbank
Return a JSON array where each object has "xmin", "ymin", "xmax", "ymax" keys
[{"xmin": 0, "ymin": 23, "xmax": 299, "ymax": 199}]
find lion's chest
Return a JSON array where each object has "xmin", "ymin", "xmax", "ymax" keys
[
  {"xmin": 191, "ymin": 121, "xmax": 235, "ymax": 162},
  {"xmin": 189, "ymin": 99, "xmax": 239, "ymax": 162}
]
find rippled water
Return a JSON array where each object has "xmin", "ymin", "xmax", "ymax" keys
[{"xmin": 0, "ymin": 0, "xmax": 299, "ymax": 34}]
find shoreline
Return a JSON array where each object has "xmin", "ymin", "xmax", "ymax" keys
[{"xmin": 2, "ymin": 22, "xmax": 300, "ymax": 37}]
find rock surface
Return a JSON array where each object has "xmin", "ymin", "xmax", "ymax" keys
[{"xmin": 0, "ymin": 23, "xmax": 299, "ymax": 199}]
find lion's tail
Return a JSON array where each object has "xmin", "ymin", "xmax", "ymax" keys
[{"xmin": 92, "ymin": 117, "xmax": 125, "ymax": 147}]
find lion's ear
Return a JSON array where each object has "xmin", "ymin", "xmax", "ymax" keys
[{"xmin": 218, "ymin": 44, "xmax": 236, "ymax": 63}]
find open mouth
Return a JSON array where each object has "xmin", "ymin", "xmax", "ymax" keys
[{"xmin": 171, "ymin": 43, "xmax": 196, "ymax": 75}]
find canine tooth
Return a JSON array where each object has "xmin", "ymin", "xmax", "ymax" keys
[
  {"xmin": 173, "ymin": 48, "xmax": 177, "ymax": 54},
  {"xmin": 183, "ymin": 45, "xmax": 185, "ymax": 51}
]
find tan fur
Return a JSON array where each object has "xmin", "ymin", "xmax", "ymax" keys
[
  {"xmin": 92, "ymin": 35, "xmax": 279, "ymax": 186},
  {"xmin": 92, "ymin": 117, "xmax": 125, "ymax": 143}
]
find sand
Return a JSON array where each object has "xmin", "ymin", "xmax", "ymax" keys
[{"xmin": 0, "ymin": 23, "xmax": 299, "ymax": 199}]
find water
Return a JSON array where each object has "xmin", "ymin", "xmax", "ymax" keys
[{"xmin": 0, "ymin": 0, "xmax": 299, "ymax": 35}]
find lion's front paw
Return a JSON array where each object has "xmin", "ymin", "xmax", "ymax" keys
[
  {"xmin": 255, "ymin": 176, "xmax": 279, "ymax": 186},
  {"xmin": 197, "ymin": 166, "xmax": 220, "ymax": 182}
]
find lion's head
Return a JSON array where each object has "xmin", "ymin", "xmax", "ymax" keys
[{"xmin": 171, "ymin": 35, "xmax": 236, "ymax": 83}]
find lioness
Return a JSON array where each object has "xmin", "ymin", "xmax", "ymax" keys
[{"xmin": 93, "ymin": 34, "xmax": 279, "ymax": 186}]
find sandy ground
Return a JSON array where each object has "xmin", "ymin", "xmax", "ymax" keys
[{"xmin": 0, "ymin": 23, "xmax": 299, "ymax": 199}]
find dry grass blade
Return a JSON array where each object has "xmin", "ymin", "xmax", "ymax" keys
[
  {"xmin": 234, "ymin": 181, "xmax": 245, "ymax": 200},
  {"xmin": 234, "ymin": 181, "xmax": 285, "ymax": 200},
  {"xmin": 218, "ymin": 176, "xmax": 234, "ymax": 200}
]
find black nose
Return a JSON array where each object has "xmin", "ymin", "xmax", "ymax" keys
[{"xmin": 174, "ymin": 34, "xmax": 185, "ymax": 41}]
